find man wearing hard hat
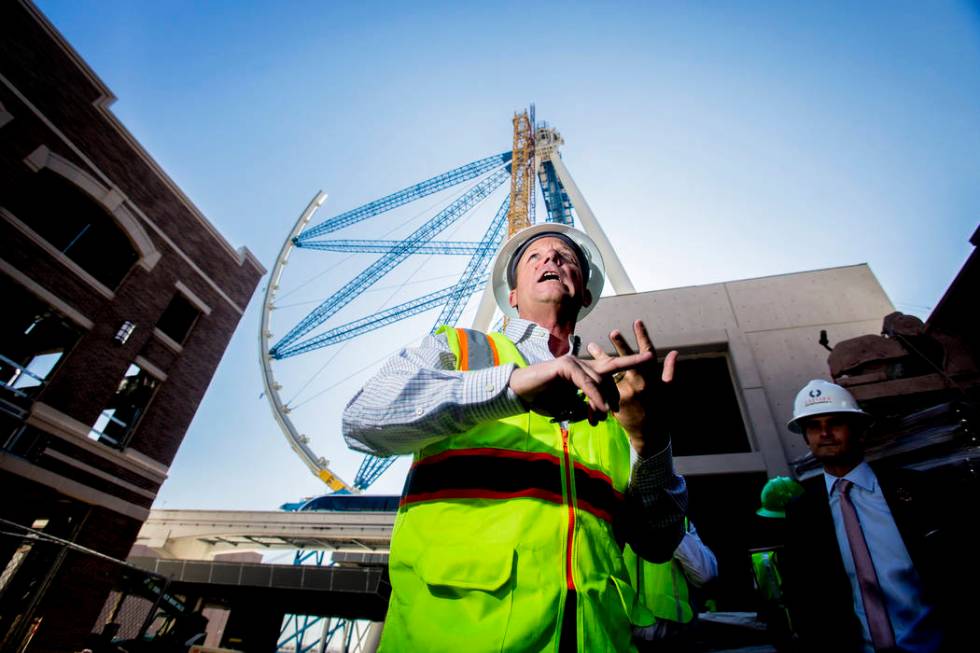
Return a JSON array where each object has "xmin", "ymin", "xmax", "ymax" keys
[
  {"xmin": 779, "ymin": 380, "xmax": 954, "ymax": 653},
  {"xmin": 750, "ymin": 476, "xmax": 804, "ymax": 650},
  {"xmin": 344, "ymin": 223, "xmax": 687, "ymax": 652},
  {"xmin": 624, "ymin": 517, "xmax": 718, "ymax": 651}
]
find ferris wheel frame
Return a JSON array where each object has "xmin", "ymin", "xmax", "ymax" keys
[{"xmin": 259, "ymin": 190, "xmax": 356, "ymax": 492}]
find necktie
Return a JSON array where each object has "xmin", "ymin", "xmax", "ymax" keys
[{"xmin": 837, "ymin": 478, "xmax": 897, "ymax": 651}]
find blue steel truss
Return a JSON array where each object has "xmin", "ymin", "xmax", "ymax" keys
[
  {"xmin": 277, "ymin": 549, "xmax": 373, "ymax": 652},
  {"xmin": 275, "ymin": 275, "xmax": 488, "ymax": 358},
  {"xmin": 275, "ymin": 143, "xmax": 580, "ymax": 492},
  {"xmin": 296, "ymin": 152, "xmax": 512, "ymax": 241},
  {"xmin": 351, "ymin": 195, "xmax": 511, "ymax": 489},
  {"xmin": 277, "ymin": 550, "xmax": 328, "ymax": 653},
  {"xmin": 433, "ymin": 194, "xmax": 510, "ymax": 327},
  {"xmin": 537, "ymin": 159, "xmax": 573, "ymax": 225},
  {"xmin": 298, "ymin": 239, "xmax": 482, "ymax": 255},
  {"xmin": 353, "ymin": 453, "xmax": 398, "ymax": 491},
  {"xmin": 271, "ymin": 167, "xmax": 511, "ymax": 358}
]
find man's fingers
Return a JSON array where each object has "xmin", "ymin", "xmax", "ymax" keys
[
  {"xmin": 662, "ymin": 350, "xmax": 678, "ymax": 383},
  {"xmin": 634, "ymin": 320, "xmax": 657, "ymax": 356},
  {"xmin": 587, "ymin": 403, "xmax": 607, "ymax": 427},
  {"xmin": 570, "ymin": 366, "xmax": 608, "ymax": 412},
  {"xmin": 590, "ymin": 350, "xmax": 653, "ymax": 375},
  {"xmin": 609, "ymin": 330, "xmax": 635, "ymax": 357},
  {"xmin": 586, "ymin": 342, "xmax": 611, "ymax": 361},
  {"xmin": 570, "ymin": 356, "xmax": 603, "ymax": 386}
]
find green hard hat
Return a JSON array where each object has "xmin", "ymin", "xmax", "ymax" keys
[{"xmin": 757, "ymin": 476, "xmax": 804, "ymax": 519}]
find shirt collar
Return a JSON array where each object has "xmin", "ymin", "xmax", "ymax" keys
[
  {"xmin": 823, "ymin": 460, "xmax": 876, "ymax": 496},
  {"xmin": 503, "ymin": 317, "xmax": 577, "ymax": 352}
]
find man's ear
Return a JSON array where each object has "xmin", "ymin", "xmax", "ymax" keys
[
  {"xmin": 509, "ymin": 288, "xmax": 518, "ymax": 310},
  {"xmin": 799, "ymin": 425, "xmax": 811, "ymax": 445},
  {"xmin": 582, "ymin": 288, "xmax": 593, "ymax": 308}
]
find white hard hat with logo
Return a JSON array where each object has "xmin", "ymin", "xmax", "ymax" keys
[
  {"xmin": 787, "ymin": 379, "xmax": 871, "ymax": 433},
  {"xmin": 491, "ymin": 222, "xmax": 605, "ymax": 319}
]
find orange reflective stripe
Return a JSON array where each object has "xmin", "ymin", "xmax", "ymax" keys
[
  {"xmin": 455, "ymin": 327, "xmax": 470, "ymax": 371},
  {"xmin": 486, "ymin": 332, "xmax": 500, "ymax": 366}
]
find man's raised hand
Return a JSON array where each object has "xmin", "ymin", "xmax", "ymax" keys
[
  {"xmin": 587, "ymin": 320, "xmax": 678, "ymax": 456},
  {"xmin": 508, "ymin": 348, "xmax": 654, "ymax": 426}
]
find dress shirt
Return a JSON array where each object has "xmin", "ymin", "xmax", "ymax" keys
[
  {"xmin": 673, "ymin": 522, "xmax": 718, "ymax": 588},
  {"xmin": 632, "ymin": 521, "xmax": 717, "ymax": 642},
  {"xmin": 824, "ymin": 462, "xmax": 941, "ymax": 653},
  {"xmin": 343, "ymin": 317, "xmax": 688, "ymax": 542}
]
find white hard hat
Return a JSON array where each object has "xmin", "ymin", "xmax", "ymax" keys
[
  {"xmin": 787, "ymin": 379, "xmax": 871, "ymax": 433},
  {"xmin": 491, "ymin": 223, "xmax": 605, "ymax": 320}
]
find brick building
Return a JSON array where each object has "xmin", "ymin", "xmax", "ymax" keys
[{"xmin": 0, "ymin": 1, "xmax": 264, "ymax": 650}]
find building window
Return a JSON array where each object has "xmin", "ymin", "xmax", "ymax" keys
[
  {"xmin": 1, "ymin": 277, "xmax": 82, "ymax": 403},
  {"xmin": 5, "ymin": 170, "xmax": 138, "ymax": 289},
  {"xmin": 669, "ymin": 354, "xmax": 751, "ymax": 456},
  {"xmin": 89, "ymin": 362, "xmax": 160, "ymax": 448},
  {"xmin": 156, "ymin": 293, "xmax": 201, "ymax": 345}
]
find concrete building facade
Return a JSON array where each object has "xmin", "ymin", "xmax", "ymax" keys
[{"xmin": 0, "ymin": 1, "xmax": 264, "ymax": 650}]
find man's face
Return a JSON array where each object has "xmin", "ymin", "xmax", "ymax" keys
[
  {"xmin": 508, "ymin": 236, "xmax": 591, "ymax": 317},
  {"xmin": 801, "ymin": 414, "xmax": 863, "ymax": 465}
]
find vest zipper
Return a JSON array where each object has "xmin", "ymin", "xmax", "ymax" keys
[{"xmin": 561, "ymin": 427, "xmax": 576, "ymax": 591}]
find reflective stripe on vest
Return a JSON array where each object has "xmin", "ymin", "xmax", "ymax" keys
[
  {"xmin": 751, "ymin": 549, "xmax": 783, "ymax": 602},
  {"xmin": 402, "ymin": 446, "xmax": 624, "ymax": 523},
  {"xmin": 453, "ymin": 327, "xmax": 500, "ymax": 370}
]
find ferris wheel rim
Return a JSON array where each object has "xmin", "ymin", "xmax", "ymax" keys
[{"xmin": 259, "ymin": 190, "xmax": 356, "ymax": 493}]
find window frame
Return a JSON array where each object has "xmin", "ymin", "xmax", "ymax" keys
[{"xmin": 88, "ymin": 360, "xmax": 164, "ymax": 450}]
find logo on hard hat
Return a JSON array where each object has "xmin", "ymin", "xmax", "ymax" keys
[{"xmin": 809, "ymin": 389, "xmax": 822, "ymax": 398}]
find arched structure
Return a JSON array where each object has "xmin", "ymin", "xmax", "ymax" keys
[{"xmin": 23, "ymin": 145, "xmax": 161, "ymax": 271}]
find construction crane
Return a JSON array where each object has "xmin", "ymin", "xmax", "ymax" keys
[{"xmin": 259, "ymin": 107, "xmax": 635, "ymax": 494}]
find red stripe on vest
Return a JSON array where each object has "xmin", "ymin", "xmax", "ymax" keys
[
  {"xmin": 400, "ymin": 487, "xmax": 564, "ymax": 508},
  {"xmin": 412, "ymin": 446, "xmax": 562, "ymax": 469}
]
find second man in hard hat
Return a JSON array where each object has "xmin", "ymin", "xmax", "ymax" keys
[
  {"xmin": 344, "ymin": 223, "xmax": 687, "ymax": 652},
  {"xmin": 779, "ymin": 379, "xmax": 960, "ymax": 653}
]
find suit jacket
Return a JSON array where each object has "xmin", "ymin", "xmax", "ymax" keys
[{"xmin": 782, "ymin": 464, "xmax": 976, "ymax": 653}]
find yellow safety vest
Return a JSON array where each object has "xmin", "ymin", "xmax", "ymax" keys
[
  {"xmin": 380, "ymin": 327, "xmax": 646, "ymax": 652},
  {"xmin": 623, "ymin": 521, "xmax": 694, "ymax": 625}
]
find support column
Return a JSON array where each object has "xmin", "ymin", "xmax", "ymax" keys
[
  {"xmin": 547, "ymin": 155, "xmax": 636, "ymax": 294},
  {"xmin": 470, "ymin": 280, "xmax": 498, "ymax": 332}
]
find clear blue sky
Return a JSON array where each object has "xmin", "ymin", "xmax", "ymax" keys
[{"xmin": 36, "ymin": 1, "xmax": 980, "ymax": 508}]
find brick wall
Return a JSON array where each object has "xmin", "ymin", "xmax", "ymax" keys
[{"xmin": 0, "ymin": 2, "xmax": 264, "ymax": 649}]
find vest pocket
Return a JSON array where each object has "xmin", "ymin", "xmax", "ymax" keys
[
  {"xmin": 405, "ymin": 544, "xmax": 516, "ymax": 651},
  {"xmin": 420, "ymin": 543, "xmax": 516, "ymax": 592}
]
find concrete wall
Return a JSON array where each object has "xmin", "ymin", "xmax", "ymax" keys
[{"xmin": 577, "ymin": 264, "xmax": 894, "ymax": 477}]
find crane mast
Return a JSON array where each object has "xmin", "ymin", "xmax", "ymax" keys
[{"xmin": 507, "ymin": 110, "xmax": 535, "ymax": 235}]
